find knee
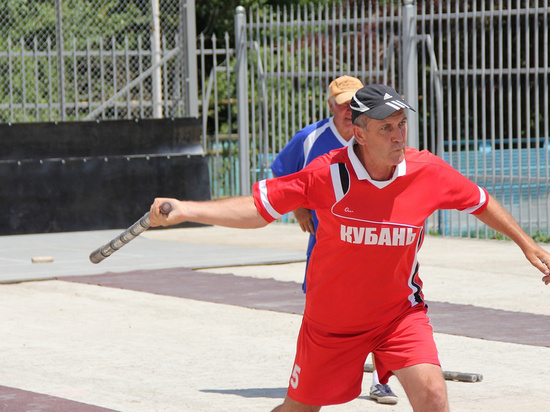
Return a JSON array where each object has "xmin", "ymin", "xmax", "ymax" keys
[{"xmin": 413, "ymin": 379, "xmax": 448, "ymax": 412}]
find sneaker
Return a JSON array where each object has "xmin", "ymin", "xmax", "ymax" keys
[{"xmin": 370, "ymin": 384, "xmax": 398, "ymax": 405}]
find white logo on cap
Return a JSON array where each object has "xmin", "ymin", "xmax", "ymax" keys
[
  {"xmin": 351, "ymin": 95, "xmax": 370, "ymax": 112},
  {"xmin": 383, "ymin": 93, "xmax": 393, "ymax": 100},
  {"xmin": 386, "ymin": 100, "xmax": 409, "ymax": 109}
]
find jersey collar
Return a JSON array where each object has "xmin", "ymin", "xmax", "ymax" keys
[{"xmin": 347, "ymin": 138, "xmax": 407, "ymax": 189}]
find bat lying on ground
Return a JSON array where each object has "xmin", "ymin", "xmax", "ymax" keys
[
  {"xmin": 363, "ymin": 363, "xmax": 483, "ymax": 383},
  {"xmin": 89, "ymin": 202, "xmax": 172, "ymax": 264}
]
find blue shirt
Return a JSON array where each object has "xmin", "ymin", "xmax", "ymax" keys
[
  {"xmin": 271, "ymin": 117, "xmax": 349, "ymax": 178},
  {"xmin": 271, "ymin": 117, "xmax": 350, "ymax": 258}
]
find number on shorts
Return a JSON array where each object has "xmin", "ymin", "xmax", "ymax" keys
[{"xmin": 290, "ymin": 364, "xmax": 301, "ymax": 389}]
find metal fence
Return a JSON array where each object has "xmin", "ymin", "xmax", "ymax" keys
[
  {"xmin": 0, "ymin": 0, "xmax": 187, "ymax": 122},
  {"xmin": 1, "ymin": 1, "xmax": 549, "ymax": 239},
  {"xmin": 415, "ymin": 1, "xmax": 550, "ymax": 239},
  {"xmin": 207, "ymin": 1, "xmax": 406, "ymax": 198},
  {"xmin": 222, "ymin": 1, "xmax": 550, "ymax": 238}
]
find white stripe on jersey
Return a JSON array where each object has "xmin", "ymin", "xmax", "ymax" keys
[
  {"xmin": 258, "ymin": 179, "xmax": 282, "ymax": 219},
  {"xmin": 302, "ymin": 118, "xmax": 347, "ymax": 169},
  {"xmin": 302, "ymin": 121, "xmax": 332, "ymax": 169},
  {"xmin": 460, "ymin": 186, "xmax": 487, "ymax": 214}
]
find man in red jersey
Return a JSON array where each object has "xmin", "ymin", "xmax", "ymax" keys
[{"xmin": 149, "ymin": 84, "xmax": 550, "ymax": 412}]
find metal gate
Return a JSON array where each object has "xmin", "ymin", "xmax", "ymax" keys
[
  {"xmin": 217, "ymin": 0, "xmax": 549, "ymax": 238},
  {"xmin": 415, "ymin": 2, "xmax": 550, "ymax": 239},
  {"xmin": 233, "ymin": 2, "xmax": 407, "ymax": 194}
]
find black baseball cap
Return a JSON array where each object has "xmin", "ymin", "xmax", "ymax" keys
[{"xmin": 350, "ymin": 84, "xmax": 415, "ymax": 122}]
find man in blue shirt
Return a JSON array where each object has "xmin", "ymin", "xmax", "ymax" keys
[
  {"xmin": 271, "ymin": 75, "xmax": 361, "ymax": 291},
  {"xmin": 270, "ymin": 76, "xmax": 398, "ymax": 405}
]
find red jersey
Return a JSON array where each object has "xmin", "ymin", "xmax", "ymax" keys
[{"xmin": 253, "ymin": 143, "xmax": 488, "ymax": 333}]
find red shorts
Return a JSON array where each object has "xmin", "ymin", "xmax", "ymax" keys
[{"xmin": 286, "ymin": 305, "xmax": 440, "ymax": 406}]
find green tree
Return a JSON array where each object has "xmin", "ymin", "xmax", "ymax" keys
[{"xmin": 196, "ymin": 0, "xmax": 332, "ymax": 40}]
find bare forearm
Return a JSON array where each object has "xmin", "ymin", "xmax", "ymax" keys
[
  {"xmin": 149, "ymin": 196, "xmax": 269, "ymax": 229},
  {"xmin": 476, "ymin": 196, "xmax": 536, "ymax": 251},
  {"xmin": 476, "ymin": 195, "xmax": 550, "ymax": 281}
]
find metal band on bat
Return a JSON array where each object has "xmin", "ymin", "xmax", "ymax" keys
[
  {"xmin": 89, "ymin": 202, "xmax": 172, "ymax": 264},
  {"xmin": 89, "ymin": 213, "xmax": 151, "ymax": 263}
]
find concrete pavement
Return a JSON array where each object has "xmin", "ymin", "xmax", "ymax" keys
[{"xmin": 1, "ymin": 223, "xmax": 549, "ymax": 411}]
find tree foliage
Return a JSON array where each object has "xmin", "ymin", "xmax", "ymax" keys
[{"xmin": 196, "ymin": 0, "xmax": 332, "ymax": 40}]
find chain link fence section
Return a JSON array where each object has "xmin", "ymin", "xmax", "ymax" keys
[{"xmin": 0, "ymin": 0, "xmax": 184, "ymax": 123}]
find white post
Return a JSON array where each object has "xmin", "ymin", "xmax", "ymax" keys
[
  {"xmin": 402, "ymin": 0, "xmax": 418, "ymax": 149},
  {"xmin": 151, "ymin": 0, "xmax": 163, "ymax": 118},
  {"xmin": 181, "ymin": 0, "xmax": 199, "ymax": 118},
  {"xmin": 235, "ymin": 6, "xmax": 250, "ymax": 195},
  {"xmin": 55, "ymin": 0, "xmax": 66, "ymax": 121}
]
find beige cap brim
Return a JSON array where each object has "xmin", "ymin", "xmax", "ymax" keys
[{"xmin": 333, "ymin": 91, "xmax": 356, "ymax": 105}]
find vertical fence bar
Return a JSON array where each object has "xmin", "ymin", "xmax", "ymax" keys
[
  {"xmin": 463, "ymin": 2, "xmax": 471, "ymax": 236},
  {"xmin": 276, "ymin": 6, "xmax": 282, "ymax": 158},
  {"xmin": 162, "ymin": 35, "xmax": 169, "ymax": 117},
  {"xmin": 290, "ymin": 4, "xmax": 296, "ymax": 138},
  {"xmin": 8, "ymin": 37, "xmax": 14, "ymax": 122},
  {"xmin": 86, "ymin": 39, "xmax": 92, "ymax": 118},
  {"xmin": 480, "ymin": 2, "xmax": 488, "ymax": 238},
  {"xmin": 261, "ymin": 10, "xmax": 269, "ymax": 186},
  {"xmin": 368, "ymin": 1, "xmax": 374, "ymax": 84},
  {"xmin": 529, "ymin": 4, "xmax": 542, "ymax": 235},
  {"xmin": 235, "ymin": 6, "xmax": 250, "ymax": 195},
  {"xmin": 73, "ymin": 37, "xmax": 78, "ymax": 119},
  {"xmin": 34, "ymin": 38, "xmax": 40, "ymax": 120},
  {"xmin": 137, "ymin": 36, "xmax": 144, "ymax": 118},
  {"xmin": 151, "ymin": 0, "xmax": 163, "ymax": 118},
  {"xmin": 125, "ymin": 36, "xmax": 131, "ymax": 118},
  {"xmin": 212, "ymin": 34, "xmax": 220, "ymax": 196},
  {"xmin": 402, "ymin": 0, "xmax": 418, "ymax": 149},
  {"xmin": 497, "ymin": 3, "xmax": 505, "ymax": 220},
  {"xmin": 320, "ymin": 3, "xmax": 327, "ymax": 118},
  {"xmin": 112, "ymin": 37, "xmax": 118, "ymax": 119},
  {"xmin": 303, "ymin": 5, "xmax": 310, "ymax": 126},
  {"xmin": 454, "ymin": 2, "xmax": 463, "ymax": 234},
  {"xmin": 515, "ymin": 0, "xmax": 522, "ymax": 230},
  {"xmin": 296, "ymin": 5, "xmax": 303, "ymax": 131},
  {"xmin": 471, "ymin": 0, "xmax": 478, "ymax": 187},
  {"xmin": 248, "ymin": 9, "xmax": 257, "ymax": 188},
  {"xmin": 99, "ymin": 37, "xmax": 106, "ymax": 119},
  {"xmin": 250, "ymin": 7, "xmax": 259, "ymax": 187},
  {"xmin": 269, "ymin": 6, "xmax": 276, "ymax": 173},
  {"xmin": 199, "ymin": 33, "xmax": 206, "ymax": 151},
  {"xmin": 283, "ymin": 5, "xmax": 289, "ymax": 151},
  {"xmin": 55, "ymin": 0, "xmax": 66, "ymax": 121},
  {"xmin": 224, "ymin": 32, "xmax": 234, "ymax": 195},
  {"xmin": 544, "ymin": 0, "xmax": 550, "ymax": 235},
  {"xmin": 179, "ymin": 0, "xmax": 199, "ymax": 118},
  {"xmin": 381, "ymin": 2, "xmax": 388, "ymax": 84},
  {"xmin": 506, "ymin": 0, "xmax": 514, "ymax": 223},
  {"xmin": 524, "ymin": 3, "xmax": 532, "ymax": 235},
  {"xmin": 359, "ymin": 1, "xmax": 366, "ymax": 84},
  {"xmin": 19, "ymin": 38, "xmax": 26, "ymax": 121}
]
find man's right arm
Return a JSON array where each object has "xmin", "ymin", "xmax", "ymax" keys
[{"xmin": 149, "ymin": 196, "xmax": 269, "ymax": 229}]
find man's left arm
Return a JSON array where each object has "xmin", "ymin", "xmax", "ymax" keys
[{"xmin": 475, "ymin": 195, "xmax": 550, "ymax": 284}]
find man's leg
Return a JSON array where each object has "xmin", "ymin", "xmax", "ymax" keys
[
  {"xmin": 392, "ymin": 363, "xmax": 448, "ymax": 412},
  {"xmin": 271, "ymin": 396, "xmax": 321, "ymax": 412}
]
